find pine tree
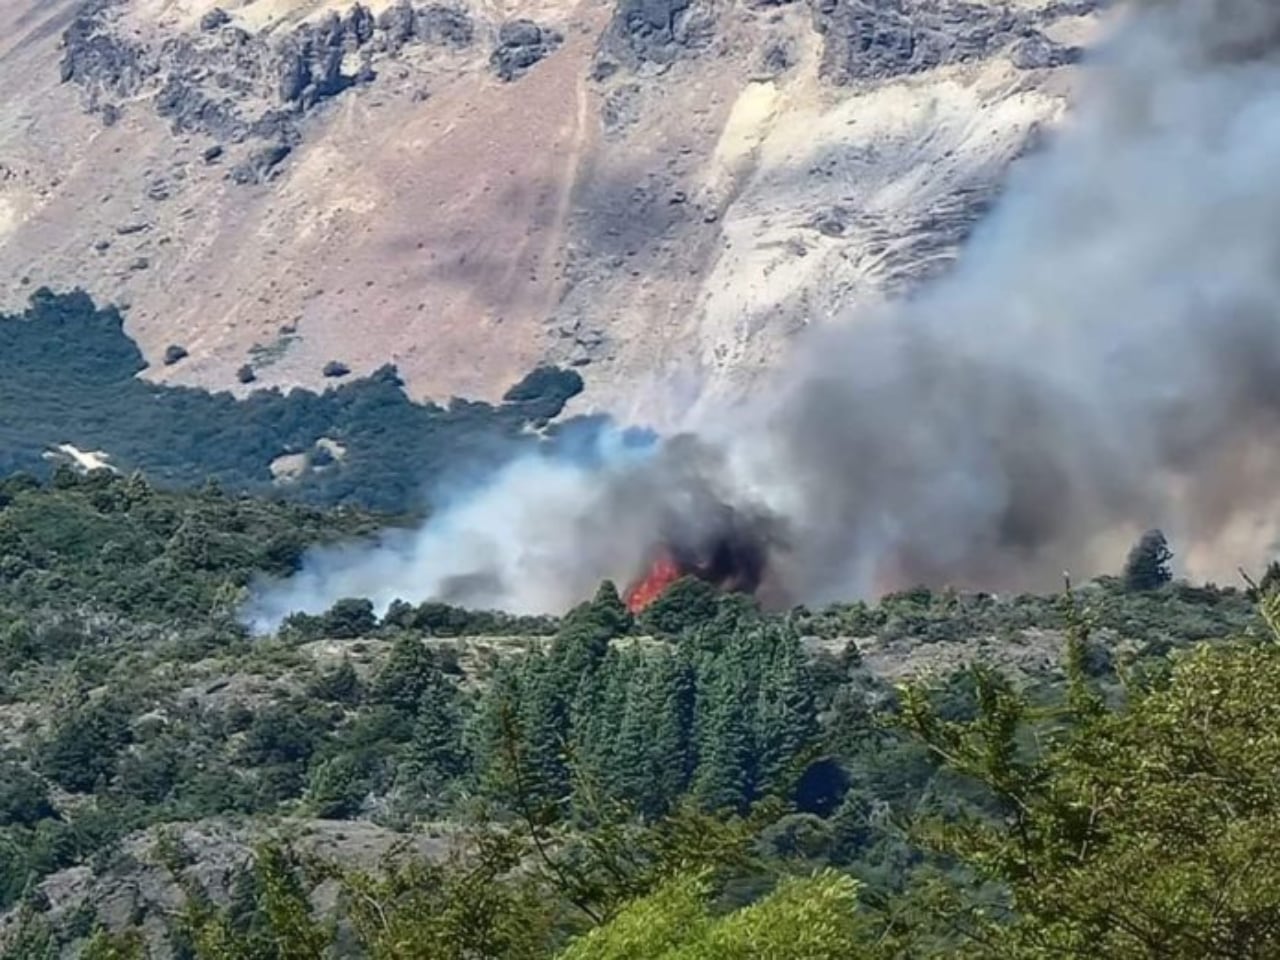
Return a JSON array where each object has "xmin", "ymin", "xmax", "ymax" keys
[
  {"xmin": 572, "ymin": 647, "xmax": 629, "ymax": 802},
  {"xmin": 644, "ymin": 652, "xmax": 698, "ymax": 814},
  {"xmin": 613, "ymin": 655, "xmax": 663, "ymax": 816},
  {"xmin": 755, "ymin": 636, "xmax": 821, "ymax": 799},
  {"xmin": 467, "ymin": 660, "xmax": 525, "ymax": 796},
  {"xmin": 308, "ymin": 658, "xmax": 361, "ymax": 704},
  {"xmin": 692, "ymin": 667, "xmax": 756, "ymax": 814},
  {"xmin": 551, "ymin": 581, "xmax": 631, "ymax": 682},
  {"xmin": 321, "ymin": 597, "xmax": 377, "ymax": 639},
  {"xmin": 1123, "ymin": 528, "xmax": 1173, "ymax": 591},
  {"xmin": 402, "ymin": 678, "xmax": 468, "ymax": 797},
  {"xmin": 517, "ymin": 651, "xmax": 572, "ymax": 809},
  {"xmin": 306, "ymin": 754, "xmax": 365, "ymax": 819},
  {"xmin": 373, "ymin": 636, "xmax": 441, "ymax": 714}
]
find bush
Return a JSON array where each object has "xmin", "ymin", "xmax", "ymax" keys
[
  {"xmin": 322, "ymin": 598, "xmax": 377, "ymax": 639},
  {"xmin": 0, "ymin": 763, "xmax": 57, "ymax": 827}
]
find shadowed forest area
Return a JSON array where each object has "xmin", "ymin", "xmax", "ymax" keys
[{"xmin": 0, "ymin": 289, "xmax": 599, "ymax": 513}]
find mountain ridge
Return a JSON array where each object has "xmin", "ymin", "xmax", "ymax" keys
[{"xmin": 0, "ymin": 0, "xmax": 1101, "ymax": 420}]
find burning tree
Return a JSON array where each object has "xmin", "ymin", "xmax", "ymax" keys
[{"xmin": 623, "ymin": 503, "xmax": 776, "ymax": 615}]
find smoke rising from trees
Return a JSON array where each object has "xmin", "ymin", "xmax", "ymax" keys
[
  {"xmin": 248, "ymin": 0, "xmax": 1280, "ymax": 626},
  {"xmin": 732, "ymin": 0, "xmax": 1280, "ymax": 603}
]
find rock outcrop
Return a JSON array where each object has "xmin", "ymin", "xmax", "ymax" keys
[
  {"xmin": 599, "ymin": 0, "xmax": 714, "ymax": 72},
  {"xmin": 59, "ymin": 0, "xmax": 475, "ymax": 179},
  {"xmin": 811, "ymin": 0, "xmax": 1096, "ymax": 84},
  {"xmin": 490, "ymin": 19, "xmax": 563, "ymax": 80}
]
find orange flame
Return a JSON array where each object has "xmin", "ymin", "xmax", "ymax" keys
[{"xmin": 625, "ymin": 550, "xmax": 683, "ymax": 613}]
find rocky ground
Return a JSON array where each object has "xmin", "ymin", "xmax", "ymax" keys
[
  {"xmin": 0, "ymin": 817, "xmax": 458, "ymax": 954},
  {"xmin": 0, "ymin": 0, "xmax": 1103, "ymax": 418}
]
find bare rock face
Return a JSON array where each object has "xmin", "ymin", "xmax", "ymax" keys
[
  {"xmin": 490, "ymin": 19, "xmax": 564, "ymax": 81},
  {"xmin": 0, "ymin": 0, "xmax": 1106, "ymax": 415},
  {"xmin": 600, "ymin": 0, "xmax": 714, "ymax": 72},
  {"xmin": 810, "ymin": 0, "xmax": 1096, "ymax": 84},
  {"xmin": 59, "ymin": 0, "xmax": 476, "ymax": 178}
]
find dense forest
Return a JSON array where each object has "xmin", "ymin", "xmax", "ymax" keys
[
  {"xmin": 0, "ymin": 289, "xmax": 613, "ymax": 513},
  {"xmin": 1, "ymin": 469, "xmax": 1278, "ymax": 957}
]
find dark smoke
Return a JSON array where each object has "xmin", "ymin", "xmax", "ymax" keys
[
  {"xmin": 703, "ymin": 0, "xmax": 1280, "ymax": 602},
  {"xmin": 660, "ymin": 499, "xmax": 776, "ymax": 597},
  {"xmin": 247, "ymin": 0, "xmax": 1280, "ymax": 627}
]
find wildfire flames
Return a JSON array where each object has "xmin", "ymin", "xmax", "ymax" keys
[
  {"xmin": 624, "ymin": 550, "xmax": 684, "ymax": 613},
  {"xmin": 623, "ymin": 509, "xmax": 775, "ymax": 614}
]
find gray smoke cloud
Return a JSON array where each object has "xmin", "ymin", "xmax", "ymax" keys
[
  {"xmin": 248, "ymin": 0, "xmax": 1280, "ymax": 628},
  {"xmin": 736, "ymin": 0, "xmax": 1280, "ymax": 602}
]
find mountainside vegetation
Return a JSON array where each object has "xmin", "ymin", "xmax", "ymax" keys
[
  {"xmin": 0, "ymin": 289, "xmax": 603, "ymax": 513},
  {"xmin": 0, "ymin": 470, "xmax": 1277, "ymax": 957}
]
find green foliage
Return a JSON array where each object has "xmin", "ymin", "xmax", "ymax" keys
[
  {"xmin": 320, "ymin": 597, "xmax": 377, "ymax": 639},
  {"xmin": 0, "ymin": 765, "xmax": 56, "ymax": 828},
  {"xmin": 474, "ymin": 608, "xmax": 823, "ymax": 823},
  {"xmin": 341, "ymin": 836, "xmax": 553, "ymax": 960},
  {"xmin": 0, "ymin": 289, "xmax": 589, "ymax": 513},
  {"xmin": 638, "ymin": 577, "xmax": 719, "ymax": 636},
  {"xmin": 80, "ymin": 928, "xmax": 146, "ymax": 960},
  {"xmin": 178, "ymin": 842, "xmax": 333, "ymax": 960},
  {"xmin": 5, "ymin": 463, "xmax": 1280, "ymax": 957},
  {"xmin": 382, "ymin": 598, "xmax": 558, "ymax": 637},
  {"xmin": 306, "ymin": 658, "xmax": 361, "ymax": 704},
  {"xmin": 41, "ymin": 697, "xmax": 133, "ymax": 793},
  {"xmin": 894, "ymin": 600, "xmax": 1280, "ymax": 958},
  {"xmin": 556, "ymin": 869, "xmax": 865, "ymax": 960},
  {"xmin": 372, "ymin": 636, "xmax": 447, "ymax": 713},
  {"xmin": 0, "ymin": 907, "xmax": 57, "ymax": 960},
  {"xmin": 0, "ymin": 471, "xmax": 379, "ymax": 624},
  {"xmin": 556, "ymin": 873, "xmax": 711, "ymax": 960},
  {"xmin": 306, "ymin": 755, "xmax": 366, "ymax": 819}
]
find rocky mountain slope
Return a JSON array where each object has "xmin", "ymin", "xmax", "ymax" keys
[{"xmin": 0, "ymin": 0, "xmax": 1101, "ymax": 416}]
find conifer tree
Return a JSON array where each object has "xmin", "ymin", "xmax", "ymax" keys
[
  {"xmin": 614, "ymin": 655, "xmax": 664, "ymax": 816},
  {"xmin": 517, "ymin": 651, "xmax": 572, "ymax": 808},
  {"xmin": 633, "ymin": 652, "xmax": 698, "ymax": 815},
  {"xmin": 400, "ymin": 680, "xmax": 467, "ymax": 805},
  {"xmin": 755, "ymin": 637, "xmax": 821, "ymax": 799},
  {"xmin": 1123, "ymin": 528, "xmax": 1174, "ymax": 591},
  {"xmin": 692, "ymin": 667, "xmax": 756, "ymax": 814},
  {"xmin": 551, "ymin": 581, "xmax": 631, "ymax": 682},
  {"xmin": 572, "ymin": 647, "xmax": 630, "ymax": 802},
  {"xmin": 373, "ymin": 636, "xmax": 442, "ymax": 714}
]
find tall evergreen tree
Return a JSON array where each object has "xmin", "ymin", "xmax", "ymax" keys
[
  {"xmin": 399, "ymin": 679, "xmax": 468, "ymax": 808},
  {"xmin": 373, "ymin": 636, "xmax": 441, "ymax": 714},
  {"xmin": 573, "ymin": 647, "xmax": 630, "ymax": 802},
  {"xmin": 647, "ymin": 652, "xmax": 698, "ymax": 813},
  {"xmin": 613, "ymin": 656, "xmax": 664, "ymax": 816},
  {"xmin": 551, "ymin": 581, "xmax": 631, "ymax": 682},
  {"xmin": 517, "ymin": 651, "xmax": 572, "ymax": 809},
  {"xmin": 1123, "ymin": 529, "xmax": 1174, "ymax": 591},
  {"xmin": 467, "ymin": 660, "xmax": 525, "ymax": 796},
  {"xmin": 692, "ymin": 667, "xmax": 756, "ymax": 814},
  {"xmin": 755, "ymin": 636, "xmax": 821, "ymax": 799}
]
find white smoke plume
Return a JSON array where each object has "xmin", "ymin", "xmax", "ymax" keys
[{"xmin": 248, "ymin": 0, "xmax": 1280, "ymax": 628}]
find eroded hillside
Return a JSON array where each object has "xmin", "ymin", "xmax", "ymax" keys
[{"xmin": 0, "ymin": 0, "xmax": 1101, "ymax": 414}]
